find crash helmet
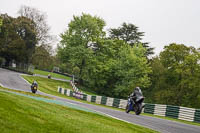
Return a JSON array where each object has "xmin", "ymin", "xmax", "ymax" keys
[
  {"xmin": 135, "ymin": 87, "xmax": 140, "ymax": 90},
  {"xmin": 134, "ymin": 86, "xmax": 141, "ymax": 92},
  {"xmin": 33, "ymin": 80, "xmax": 37, "ymax": 84}
]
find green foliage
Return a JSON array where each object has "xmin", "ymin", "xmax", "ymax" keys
[
  {"xmin": 72, "ymin": 66, "xmax": 80, "ymax": 76},
  {"xmin": 148, "ymin": 43, "xmax": 200, "ymax": 108},
  {"xmin": 59, "ymin": 13, "xmax": 106, "ymax": 83},
  {"xmin": 18, "ymin": 5, "xmax": 51, "ymax": 45},
  {"xmin": 0, "ymin": 17, "xmax": 2, "ymax": 25},
  {"xmin": 5, "ymin": 67, "xmax": 33, "ymax": 75},
  {"xmin": 32, "ymin": 45, "xmax": 54, "ymax": 70},
  {"xmin": 0, "ymin": 7, "xmax": 53, "ymax": 69},
  {"xmin": 33, "ymin": 69, "xmax": 72, "ymax": 80},
  {"xmin": 22, "ymin": 76, "xmax": 72, "ymax": 96},
  {"xmin": 0, "ymin": 17, "xmax": 2, "ymax": 32},
  {"xmin": 0, "ymin": 14, "xmax": 37, "ymax": 65},
  {"xmin": 109, "ymin": 43, "xmax": 151, "ymax": 97},
  {"xmin": 109, "ymin": 22, "xmax": 154, "ymax": 56},
  {"xmin": 15, "ymin": 16, "xmax": 37, "ymax": 63},
  {"xmin": 58, "ymin": 14, "xmax": 151, "ymax": 98}
]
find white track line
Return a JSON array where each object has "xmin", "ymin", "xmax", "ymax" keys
[
  {"xmin": 19, "ymin": 74, "xmax": 158, "ymax": 131},
  {"xmin": 94, "ymin": 110, "xmax": 132, "ymax": 124},
  {"xmin": 20, "ymin": 74, "xmax": 31, "ymax": 85},
  {"xmin": 0, "ymin": 83, "xmax": 5, "ymax": 87}
]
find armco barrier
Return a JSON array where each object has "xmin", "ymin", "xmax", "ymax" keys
[
  {"xmin": 58, "ymin": 87, "xmax": 127, "ymax": 109},
  {"xmin": 194, "ymin": 109, "xmax": 200, "ymax": 123},
  {"xmin": 143, "ymin": 103, "xmax": 200, "ymax": 123},
  {"xmin": 58, "ymin": 87, "xmax": 200, "ymax": 123}
]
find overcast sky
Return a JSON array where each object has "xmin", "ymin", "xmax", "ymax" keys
[{"xmin": 1, "ymin": 0, "xmax": 200, "ymax": 55}]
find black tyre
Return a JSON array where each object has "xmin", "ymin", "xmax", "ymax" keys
[
  {"xmin": 126, "ymin": 104, "xmax": 130, "ymax": 113},
  {"xmin": 134, "ymin": 103, "xmax": 142, "ymax": 115},
  {"xmin": 31, "ymin": 89, "xmax": 37, "ymax": 93}
]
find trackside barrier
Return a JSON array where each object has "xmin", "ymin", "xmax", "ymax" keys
[
  {"xmin": 57, "ymin": 87, "xmax": 127, "ymax": 109},
  {"xmin": 58, "ymin": 87, "xmax": 200, "ymax": 123},
  {"xmin": 144, "ymin": 103, "xmax": 200, "ymax": 123}
]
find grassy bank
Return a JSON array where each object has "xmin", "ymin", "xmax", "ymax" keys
[
  {"xmin": 0, "ymin": 86, "xmax": 52, "ymax": 99},
  {"xmin": 33, "ymin": 69, "xmax": 98, "ymax": 95},
  {"xmin": 22, "ymin": 75, "xmax": 97, "ymax": 96},
  {"xmin": 34, "ymin": 69, "xmax": 71, "ymax": 80},
  {"xmin": 0, "ymin": 90, "xmax": 157, "ymax": 133},
  {"xmin": 142, "ymin": 113, "xmax": 200, "ymax": 127},
  {"xmin": 21, "ymin": 75, "xmax": 200, "ymax": 127},
  {"xmin": 22, "ymin": 75, "xmax": 72, "ymax": 96}
]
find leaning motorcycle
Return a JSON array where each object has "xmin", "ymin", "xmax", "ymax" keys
[
  {"xmin": 31, "ymin": 84, "xmax": 37, "ymax": 93},
  {"xmin": 126, "ymin": 95, "xmax": 144, "ymax": 115}
]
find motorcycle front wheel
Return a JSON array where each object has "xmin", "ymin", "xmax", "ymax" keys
[
  {"xmin": 31, "ymin": 89, "xmax": 37, "ymax": 93},
  {"xmin": 125, "ymin": 104, "xmax": 130, "ymax": 113}
]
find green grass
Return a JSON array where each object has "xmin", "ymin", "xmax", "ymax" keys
[
  {"xmin": 34, "ymin": 69, "xmax": 71, "ymax": 80},
  {"xmin": 0, "ymin": 91, "xmax": 157, "ymax": 133},
  {"xmin": 0, "ymin": 86, "xmax": 53, "ymax": 99},
  {"xmin": 22, "ymin": 75, "xmax": 200, "ymax": 127},
  {"xmin": 33, "ymin": 69, "xmax": 97, "ymax": 95},
  {"xmin": 22, "ymin": 75, "xmax": 97, "ymax": 96},
  {"xmin": 22, "ymin": 75, "xmax": 131, "ymax": 112},
  {"xmin": 142, "ymin": 113, "xmax": 200, "ymax": 127},
  {"xmin": 77, "ymin": 85, "xmax": 98, "ymax": 95},
  {"xmin": 22, "ymin": 75, "xmax": 124, "ymax": 111},
  {"xmin": 22, "ymin": 75, "xmax": 72, "ymax": 95}
]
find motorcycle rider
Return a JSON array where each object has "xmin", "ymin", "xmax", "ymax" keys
[
  {"xmin": 130, "ymin": 86, "xmax": 143, "ymax": 104},
  {"xmin": 31, "ymin": 80, "xmax": 38, "ymax": 89},
  {"xmin": 126, "ymin": 86, "xmax": 144, "ymax": 115}
]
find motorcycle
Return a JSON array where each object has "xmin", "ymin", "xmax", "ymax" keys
[
  {"xmin": 48, "ymin": 74, "xmax": 51, "ymax": 79},
  {"xmin": 126, "ymin": 95, "xmax": 144, "ymax": 115},
  {"xmin": 31, "ymin": 84, "xmax": 37, "ymax": 93}
]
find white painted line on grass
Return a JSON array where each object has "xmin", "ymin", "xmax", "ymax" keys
[
  {"xmin": 89, "ymin": 109, "xmax": 161, "ymax": 132},
  {"xmin": 93, "ymin": 109, "xmax": 133, "ymax": 124},
  {"xmin": 0, "ymin": 83, "xmax": 5, "ymax": 87},
  {"xmin": 20, "ymin": 75, "xmax": 31, "ymax": 85}
]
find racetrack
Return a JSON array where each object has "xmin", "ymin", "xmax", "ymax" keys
[{"xmin": 0, "ymin": 68, "xmax": 200, "ymax": 133}]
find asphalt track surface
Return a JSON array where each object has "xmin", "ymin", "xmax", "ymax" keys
[
  {"xmin": 0, "ymin": 68, "xmax": 200, "ymax": 133},
  {"xmin": 34, "ymin": 74, "xmax": 71, "ymax": 82}
]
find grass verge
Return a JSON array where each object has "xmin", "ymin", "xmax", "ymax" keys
[
  {"xmin": 142, "ymin": 113, "xmax": 200, "ymax": 127},
  {"xmin": 0, "ymin": 86, "xmax": 52, "ymax": 99},
  {"xmin": 33, "ymin": 69, "xmax": 97, "ymax": 95},
  {"xmin": 22, "ymin": 75, "xmax": 72, "ymax": 95},
  {"xmin": 34, "ymin": 69, "xmax": 71, "ymax": 80},
  {"xmin": 22, "ymin": 75, "xmax": 200, "ymax": 127},
  {"xmin": 0, "ymin": 90, "xmax": 157, "ymax": 133}
]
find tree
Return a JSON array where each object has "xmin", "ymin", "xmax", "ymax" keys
[
  {"xmin": 18, "ymin": 5, "xmax": 51, "ymax": 45},
  {"xmin": 59, "ymin": 13, "xmax": 106, "ymax": 84},
  {"xmin": 0, "ymin": 14, "xmax": 37, "ymax": 65},
  {"xmin": 59, "ymin": 14, "xmax": 152, "ymax": 98},
  {"xmin": 149, "ymin": 43, "xmax": 200, "ymax": 108},
  {"xmin": 109, "ymin": 22, "xmax": 154, "ymax": 56},
  {"xmin": 147, "ymin": 57, "xmax": 170, "ymax": 103},
  {"xmin": 15, "ymin": 16, "xmax": 37, "ymax": 63},
  {"xmin": 0, "ymin": 16, "xmax": 2, "ymax": 32},
  {"xmin": 0, "ymin": 14, "xmax": 26, "ymax": 65},
  {"xmin": 99, "ymin": 42, "xmax": 151, "ymax": 98},
  {"xmin": 32, "ymin": 44, "xmax": 54, "ymax": 70}
]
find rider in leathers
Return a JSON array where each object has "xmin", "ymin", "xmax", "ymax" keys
[{"xmin": 130, "ymin": 87, "xmax": 143, "ymax": 104}]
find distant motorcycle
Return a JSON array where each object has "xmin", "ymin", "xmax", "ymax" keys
[
  {"xmin": 126, "ymin": 95, "xmax": 144, "ymax": 115},
  {"xmin": 48, "ymin": 74, "xmax": 51, "ymax": 79},
  {"xmin": 31, "ymin": 81, "xmax": 38, "ymax": 93}
]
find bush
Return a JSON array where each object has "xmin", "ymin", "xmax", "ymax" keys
[{"xmin": 3, "ymin": 66, "xmax": 33, "ymax": 75}]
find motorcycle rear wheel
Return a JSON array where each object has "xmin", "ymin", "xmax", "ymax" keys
[{"xmin": 134, "ymin": 103, "xmax": 142, "ymax": 115}]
